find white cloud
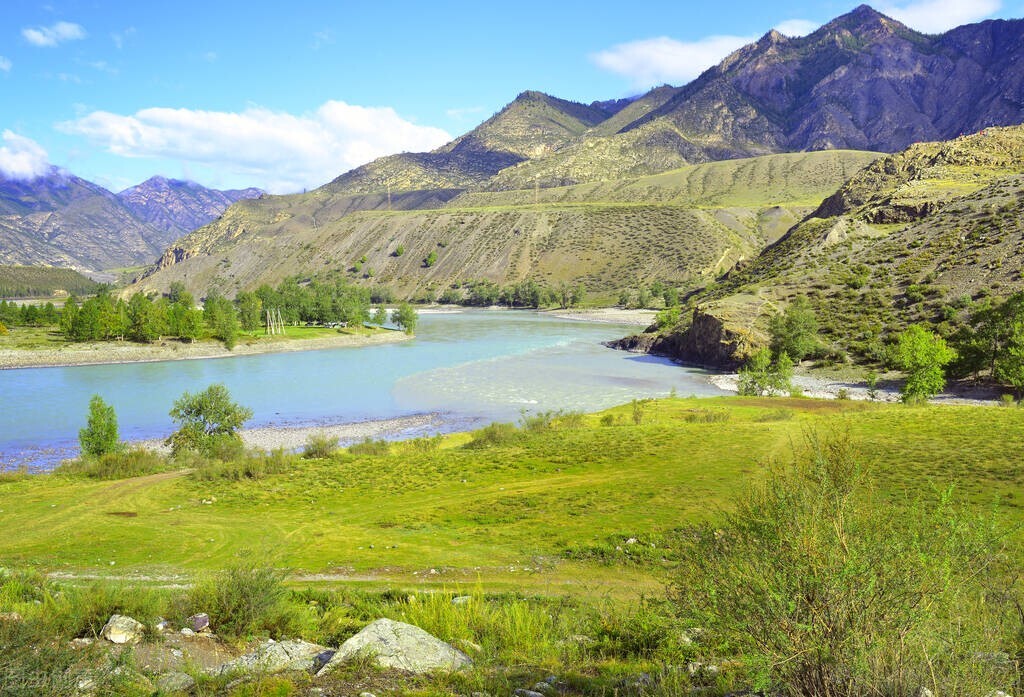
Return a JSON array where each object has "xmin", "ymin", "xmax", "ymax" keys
[
  {"xmin": 446, "ymin": 106, "xmax": 485, "ymax": 121},
  {"xmin": 879, "ymin": 0, "xmax": 1001, "ymax": 32},
  {"xmin": 22, "ymin": 21, "xmax": 86, "ymax": 47},
  {"xmin": 774, "ymin": 19, "xmax": 819, "ymax": 37},
  {"xmin": 0, "ymin": 131, "xmax": 51, "ymax": 180},
  {"xmin": 58, "ymin": 101, "xmax": 453, "ymax": 193},
  {"xmin": 591, "ymin": 35, "xmax": 753, "ymax": 89},
  {"xmin": 0, "ymin": 56, "xmax": 11, "ymax": 72}
]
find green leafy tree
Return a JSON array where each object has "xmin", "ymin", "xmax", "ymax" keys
[
  {"xmin": 235, "ymin": 291, "xmax": 263, "ymax": 332},
  {"xmin": 571, "ymin": 282, "xmax": 587, "ymax": 307},
  {"xmin": 738, "ymin": 348, "xmax": 793, "ymax": 396},
  {"xmin": 372, "ymin": 305, "xmax": 388, "ymax": 325},
  {"xmin": 769, "ymin": 296, "xmax": 819, "ymax": 363},
  {"xmin": 59, "ymin": 295, "xmax": 79, "ymax": 338},
  {"xmin": 994, "ymin": 318, "xmax": 1024, "ymax": 395},
  {"xmin": 424, "ymin": 251, "xmax": 438, "ymax": 267},
  {"xmin": 79, "ymin": 395, "xmax": 119, "ymax": 457},
  {"xmin": 127, "ymin": 293, "xmax": 157, "ymax": 343},
  {"xmin": 893, "ymin": 324, "xmax": 956, "ymax": 403},
  {"xmin": 393, "ymin": 303, "xmax": 418, "ymax": 335},
  {"xmin": 662, "ymin": 286, "xmax": 680, "ymax": 307},
  {"xmin": 169, "ymin": 291, "xmax": 203, "ymax": 342},
  {"xmin": 166, "ymin": 384, "xmax": 253, "ymax": 456}
]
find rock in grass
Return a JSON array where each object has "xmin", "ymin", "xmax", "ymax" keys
[
  {"xmin": 0, "ymin": 611, "xmax": 23, "ymax": 623},
  {"xmin": 219, "ymin": 638, "xmax": 331, "ymax": 675},
  {"xmin": 317, "ymin": 618, "xmax": 472, "ymax": 675},
  {"xmin": 187, "ymin": 612, "xmax": 210, "ymax": 632},
  {"xmin": 156, "ymin": 672, "xmax": 196, "ymax": 693},
  {"xmin": 100, "ymin": 614, "xmax": 146, "ymax": 644}
]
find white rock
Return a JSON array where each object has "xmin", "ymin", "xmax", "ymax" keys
[
  {"xmin": 100, "ymin": 614, "xmax": 146, "ymax": 645},
  {"xmin": 318, "ymin": 618, "xmax": 472, "ymax": 675}
]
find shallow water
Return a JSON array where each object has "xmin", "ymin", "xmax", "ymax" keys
[{"xmin": 0, "ymin": 310, "xmax": 725, "ymax": 468}]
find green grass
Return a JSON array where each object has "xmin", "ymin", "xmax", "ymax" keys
[{"xmin": 2, "ymin": 397, "xmax": 1023, "ymax": 596}]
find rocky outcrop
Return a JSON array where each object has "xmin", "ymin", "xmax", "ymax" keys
[
  {"xmin": 317, "ymin": 618, "xmax": 472, "ymax": 675},
  {"xmin": 609, "ymin": 308, "xmax": 757, "ymax": 370}
]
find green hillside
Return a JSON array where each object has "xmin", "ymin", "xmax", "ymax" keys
[
  {"xmin": 132, "ymin": 150, "xmax": 879, "ymax": 299},
  {"xmin": 0, "ymin": 265, "xmax": 100, "ymax": 298},
  {"xmin": 649, "ymin": 126, "xmax": 1024, "ymax": 365}
]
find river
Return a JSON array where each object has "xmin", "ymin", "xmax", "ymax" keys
[{"xmin": 0, "ymin": 310, "xmax": 726, "ymax": 469}]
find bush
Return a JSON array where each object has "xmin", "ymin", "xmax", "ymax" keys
[
  {"xmin": 347, "ymin": 438, "xmax": 390, "ymax": 456},
  {"xmin": 192, "ymin": 448, "xmax": 290, "ymax": 481},
  {"xmin": 671, "ymin": 434, "xmax": 1015, "ymax": 697},
  {"xmin": 182, "ymin": 562, "xmax": 299, "ymax": 643},
  {"xmin": 303, "ymin": 432, "xmax": 339, "ymax": 459},
  {"xmin": 738, "ymin": 349, "xmax": 793, "ymax": 396},
  {"xmin": 57, "ymin": 447, "xmax": 167, "ymax": 480},
  {"xmin": 78, "ymin": 395, "xmax": 119, "ymax": 457},
  {"xmin": 465, "ymin": 422, "xmax": 518, "ymax": 449}
]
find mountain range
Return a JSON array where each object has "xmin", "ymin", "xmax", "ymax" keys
[
  {"xmin": 131, "ymin": 5, "xmax": 1024, "ymax": 300},
  {"xmin": 0, "ymin": 172, "xmax": 261, "ymax": 273}
]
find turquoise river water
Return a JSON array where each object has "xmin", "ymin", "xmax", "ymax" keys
[{"xmin": 0, "ymin": 310, "xmax": 726, "ymax": 469}]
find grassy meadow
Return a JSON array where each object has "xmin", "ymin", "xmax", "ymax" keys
[
  {"xmin": 2, "ymin": 396, "xmax": 1023, "ymax": 585},
  {"xmin": 3, "ymin": 396, "xmax": 1024, "ymax": 695}
]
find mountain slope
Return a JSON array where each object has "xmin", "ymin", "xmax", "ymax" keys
[
  {"xmin": 640, "ymin": 125, "xmax": 1024, "ymax": 367},
  {"xmin": 320, "ymin": 91, "xmax": 614, "ymax": 195},
  {"xmin": 487, "ymin": 7, "xmax": 1024, "ymax": 190},
  {"xmin": 0, "ymin": 171, "xmax": 167, "ymax": 271},
  {"xmin": 117, "ymin": 177, "xmax": 262, "ymax": 238},
  {"xmin": 131, "ymin": 150, "xmax": 879, "ymax": 298}
]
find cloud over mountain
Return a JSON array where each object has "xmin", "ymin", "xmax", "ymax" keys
[
  {"xmin": 59, "ymin": 101, "xmax": 452, "ymax": 193},
  {"xmin": 0, "ymin": 131, "xmax": 51, "ymax": 180}
]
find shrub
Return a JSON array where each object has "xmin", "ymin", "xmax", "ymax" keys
[
  {"xmin": 78, "ymin": 395, "xmax": 119, "ymax": 457},
  {"xmin": 183, "ymin": 562, "xmax": 299, "ymax": 642},
  {"xmin": 465, "ymin": 422, "xmax": 518, "ymax": 449},
  {"xmin": 303, "ymin": 432, "xmax": 339, "ymax": 459},
  {"xmin": 1000, "ymin": 394, "xmax": 1017, "ymax": 407},
  {"xmin": 347, "ymin": 438, "xmax": 390, "ymax": 456},
  {"xmin": 600, "ymin": 413, "xmax": 617, "ymax": 426},
  {"xmin": 57, "ymin": 447, "xmax": 167, "ymax": 480},
  {"xmin": 631, "ymin": 399, "xmax": 648, "ymax": 425},
  {"xmin": 836, "ymin": 387, "xmax": 850, "ymax": 400},
  {"xmin": 671, "ymin": 434, "xmax": 1014, "ymax": 697}
]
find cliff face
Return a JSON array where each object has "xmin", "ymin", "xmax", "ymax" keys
[{"xmin": 609, "ymin": 308, "xmax": 757, "ymax": 370}]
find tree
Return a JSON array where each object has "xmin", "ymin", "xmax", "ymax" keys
[
  {"xmin": 424, "ymin": 251, "xmax": 438, "ymax": 268},
  {"xmin": 79, "ymin": 395, "xmax": 119, "ymax": 457},
  {"xmin": 769, "ymin": 296, "xmax": 819, "ymax": 363},
  {"xmin": 738, "ymin": 348, "xmax": 793, "ymax": 396},
  {"xmin": 235, "ymin": 291, "xmax": 263, "ymax": 332},
  {"xmin": 166, "ymin": 384, "xmax": 253, "ymax": 456},
  {"xmin": 893, "ymin": 324, "xmax": 956, "ymax": 403},
  {"xmin": 169, "ymin": 292, "xmax": 203, "ymax": 342},
  {"xmin": 571, "ymin": 282, "xmax": 587, "ymax": 307},
  {"xmin": 372, "ymin": 305, "xmax": 388, "ymax": 325},
  {"xmin": 127, "ymin": 293, "xmax": 157, "ymax": 343},
  {"xmin": 393, "ymin": 303, "xmax": 418, "ymax": 335}
]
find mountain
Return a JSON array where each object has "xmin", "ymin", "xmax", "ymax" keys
[
  {"xmin": 0, "ymin": 170, "xmax": 168, "ymax": 271},
  {"xmin": 623, "ymin": 125, "xmax": 1024, "ymax": 368},
  {"xmin": 320, "ymin": 91, "xmax": 615, "ymax": 195},
  {"xmin": 490, "ymin": 7, "xmax": 1024, "ymax": 189},
  {"xmin": 133, "ymin": 6, "xmax": 1024, "ymax": 300},
  {"xmin": 116, "ymin": 177, "xmax": 262, "ymax": 238},
  {"xmin": 0, "ymin": 171, "xmax": 262, "ymax": 272},
  {"xmin": 131, "ymin": 150, "xmax": 878, "ymax": 298}
]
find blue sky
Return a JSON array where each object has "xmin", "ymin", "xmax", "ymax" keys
[{"xmin": 0, "ymin": 0, "xmax": 1019, "ymax": 193}]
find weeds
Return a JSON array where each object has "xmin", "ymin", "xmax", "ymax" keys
[
  {"xmin": 348, "ymin": 438, "xmax": 391, "ymax": 457},
  {"xmin": 55, "ymin": 448, "xmax": 169, "ymax": 480},
  {"xmin": 303, "ymin": 432, "xmax": 339, "ymax": 459}
]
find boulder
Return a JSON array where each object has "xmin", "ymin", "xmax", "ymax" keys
[
  {"xmin": 156, "ymin": 672, "xmax": 196, "ymax": 693},
  {"xmin": 0, "ymin": 611, "xmax": 23, "ymax": 623},
  {"xmin": 100, "ymin": 614, "xmax": 146, "ymax": 645},
  {"xmin": 219, "ymin": 638, "xmax": 330, "ymax": 675},
  {"xmin": 188, "ymin": 612, "xmax": 211, "ymax": 632},
  {"xmin": 317, "ymin": 618, "xmax": 472, "ymax": 675}
]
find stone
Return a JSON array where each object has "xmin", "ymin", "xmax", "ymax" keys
[
  {"xmin": 0, "ymin": 611, "xmax": 23, "ymax": 623},
  {"xmin": 219, "ymin": 638, "xmax": 330, "ymax": 675},
  {"xmin": 100, "ymin": 614, "xmax": 146, "ymax": 645},
  {"xmin": 359, "ymin": 693, "xmax": 377, "ymax": 697},
  {"xmin": 70, "ymin": 637, "xmax": 95, "ymax": 648},
  {"xmin": 317, "ymin": 618, "xmax": 473, "ymax": 675},
  {"xmin": 514, "ymin": 691, "xmax": 545, "ymax": 697},
  {"xmin": 531, "ymin": 681, "xmax": 558, "ymax": 695},
  {"xmin": 155, "ymin": 618, "xmax": 172, "ymax": 632},
  {"xmin": 452, "ymin": 595, "xmax": 473, "ymax": 605},
  {"xmin": 188, "ymin": 612, "xmax": 210, "ymax": 632},
  {"xmin": 156, "ymin": 672, "xmax": 196, "ymax": 693},
  {"xmin": 914, "ymin": 689, "xmax": 934, "ymax": 697},
  {"xmin": 180, "ymin": 627, "xmax": 195, "ymax": 636}
]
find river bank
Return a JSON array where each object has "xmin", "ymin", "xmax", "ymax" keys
[
  {"xmin": 707, "ymin": 371, "xmax": 1005, "ymax": 405},
  {"xmin": 0, "ymin": 328, "xmax": 410, "ymax": 370},
  {"xmin": 134, "ymin": 412, "xmax": 446, "ymax": 454}
]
